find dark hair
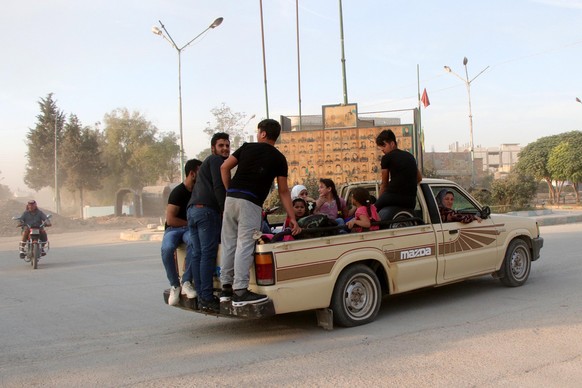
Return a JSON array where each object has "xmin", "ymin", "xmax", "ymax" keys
[
  {"xmin": 184, "ymin": 159, "xmax": 202, "ymax": 176},
  {"xmin": 375, "ymin": 129, "xmax": 397, "ymax": 147},
  {"xmin": 257, "ymin": 119, "xmax": 281, "ymax": 141},
  {"xmin": 211, "ymin": 132, "xmax": 230, "ymax": 147},
  {"xmin": 319, "ymin": 178, "xmax": 345, "ymax": 219},
  {"xmin": 293, "ymin": 197, "xmax": 307, "ymax": 207},
  {"xmin": 351, "ymin": 187, "xmax": 373, "ymax": 218}
]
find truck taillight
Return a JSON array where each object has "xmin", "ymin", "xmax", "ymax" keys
[{"xmin": 255, "ymin": 252, "xmax": 275, "ymax": 286}]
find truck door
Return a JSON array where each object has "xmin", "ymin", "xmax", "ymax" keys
[{"xmin": 430, "ymin": 186, "xmax": 499, "ymax": 282}]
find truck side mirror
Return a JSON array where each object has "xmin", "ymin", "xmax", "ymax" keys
[{"xmin": 480, "ymin": 206, "xmax": 491, "ymax": 219}]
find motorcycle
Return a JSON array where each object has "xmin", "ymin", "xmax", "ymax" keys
[{"xmin": 12, "ymin": 214, "xmax": 52, "ymax": 269}]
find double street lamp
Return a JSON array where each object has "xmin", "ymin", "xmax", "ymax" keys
[
  {"xmin": 444, "ymin": 57, "xmax": 489, "ymax": 187},
  {"xmin": 152, "ymin": 17, "xmax": 224, "ymax": 181}
]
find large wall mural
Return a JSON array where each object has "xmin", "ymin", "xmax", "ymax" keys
[{"xmin": 278, "ymin": 125, "xmax": 413, "ymax": 186}]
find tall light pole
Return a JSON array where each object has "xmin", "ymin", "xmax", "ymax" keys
[
  {"xmin": 54, "ymin": 116, "xmax": 60, "ymax": 214},
  {"xmin": 259, "ymin": 0, "xmax": 270, "ymax": 118},
  {"xmin": 295, "ymin": 0, "xmax": 303, "ymax": 131},
  {"xmin": 338, "ymin": 0, "xmax": 348, "ymax": 105},
  {"xmin": 444, "ymin": 57, "xmax": 489, "ymax": 187},
  {"xmin": 152, "ymin": 17, "xmax": 224, "ymax": 181}
]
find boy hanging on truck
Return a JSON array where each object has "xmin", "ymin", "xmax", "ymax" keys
[{"xmin": 219, "ymin": 119, "xmax": 301, "ymax": 307}]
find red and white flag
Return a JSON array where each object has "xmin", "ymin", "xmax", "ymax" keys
[{"xmin": 421, "ymin": 88, "xmax": 430, "ymax": 108}]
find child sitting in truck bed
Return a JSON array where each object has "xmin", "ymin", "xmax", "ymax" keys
[
  {"xmin": 346, "ymin": 187, "xmax": 380, "ymax": 233},
  {"xmin": 284, "ymin": 197, "xmax": 308, "ymax": 229}
]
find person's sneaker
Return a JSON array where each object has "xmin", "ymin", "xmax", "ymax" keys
[
  {"xmin": 231, "ymin": 289, "xmax": 268, "ymax": 307},
  {"xmin": 181, "ymin": 281, "xmax": 197, "ymax": 299},
  {"xmin": 219, "ymin": 285, "xmax": 233, "ymax": 302},
  {"xmin": 168, "ymin": 286, "xmax": 181, "ymax": 306},
  {"xmin": 198, "ymin": 296, "xmax": 220, "ymax": 313}
]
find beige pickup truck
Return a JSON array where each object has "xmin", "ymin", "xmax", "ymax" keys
[{"xmin": 165, "ymin": 178, "xmax": 543, "ymax": 329}]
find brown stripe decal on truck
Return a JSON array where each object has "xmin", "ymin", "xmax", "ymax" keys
[
  {"xmin": 439, "ymin": 228, "xmax": 497, "ymax": 255},
  {"xmin": 277, "ymin": 261, "xmax": 336, "ymax": 282}
]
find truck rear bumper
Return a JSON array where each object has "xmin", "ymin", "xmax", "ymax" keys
[{"xmin": 163, "ymin": 289, "xmax": 276, "ymax": 319}]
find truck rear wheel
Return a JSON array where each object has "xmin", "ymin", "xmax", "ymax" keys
[{"xmin": 331, "ymin": 264, "xmax": 381, "ymax": 327}]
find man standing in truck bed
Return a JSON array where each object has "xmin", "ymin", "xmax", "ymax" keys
[{"xmin": 219, "ymin": 119, "xmax": 301, "ymax": 306}]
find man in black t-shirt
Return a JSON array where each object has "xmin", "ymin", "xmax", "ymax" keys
[
  {"xmin": 186, "ymin": 132, "xmax": 230, "ymax": 313},
  {"xmin": 374, "ymin": 129, "xmax": 422, "ymax": 220},
  {"xmin": 219, "ymin": 119, "xmax": 301, "ymax": 307},
  {"xmin": 162, "ymin": 158, "xmax": 202, "ymax": 306}
]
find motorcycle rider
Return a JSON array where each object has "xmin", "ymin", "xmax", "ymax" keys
[{"xmin": 18, "ymin": 200, "xmax": 51, "ymax": 258}]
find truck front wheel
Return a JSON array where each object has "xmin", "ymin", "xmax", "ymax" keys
[
  {"xmin": 499, "ymin": 239, "xmax": 531, "ymax": 287},
  {"xmin": 331, "ymin": 264, "xmax": 381, "ymax": 327}
]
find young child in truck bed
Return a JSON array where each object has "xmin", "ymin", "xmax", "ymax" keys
[
  {"xmin": 284, "ymin": 197, "xmax": 308, "ymax": 229},
  {"xmin": 346, "ymin": 187, "xmax": 380, "ymax": 233}
]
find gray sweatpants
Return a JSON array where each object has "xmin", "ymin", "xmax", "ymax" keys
[{"xmin": 219, "ymin": 197, "xmax": 262, "ymax": 290}]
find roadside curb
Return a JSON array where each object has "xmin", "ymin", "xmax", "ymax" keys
[
  {"xmin": 533, "ymin": 213, "xmax": 582, "ymax": 226},
  {"xmin": 119, "ymin": 229, "xmax": 163, "ymax": 242}
]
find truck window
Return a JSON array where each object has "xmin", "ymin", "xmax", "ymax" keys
[{"xmin": 432, "ymin": 186, "xmax": 479, "ymax": 222}]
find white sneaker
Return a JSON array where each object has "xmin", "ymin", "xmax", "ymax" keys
[
  {"xmin": 168, "ymin": 286, "xmax": 181, "ymax": 306},
  {"xmin": 181, "ymin": 281, "xmax": 197, "ymax": 299}
]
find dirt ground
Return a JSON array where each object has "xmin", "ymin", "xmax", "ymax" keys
[{"xmin": 1, "ymin": 199, "xmax": 161, "ymax": 238}]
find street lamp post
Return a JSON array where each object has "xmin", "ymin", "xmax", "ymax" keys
[
  {"xmin": 338, "ymin": 0, "xmax": 348, "ymax": 105},
  {"xmin": 54, "ymin": 116, "xmax": 60, "ymax": 214},
  {"xmin": 444, "ymin": 57, "xmax": 489, "ymax": 187},
  {"xmin": 152, "ymin": 17, "xmax": 223, "ymax": 181}
]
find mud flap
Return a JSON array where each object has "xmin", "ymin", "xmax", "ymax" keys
[{"xmin": 316, "ymin": 308, "xmax": 334, "ymax": 330}]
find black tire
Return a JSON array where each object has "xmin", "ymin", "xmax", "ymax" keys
[
  {"xmin": 32, "ymin": 243, "xmax": 39, "ymax": 269},
  {"xmin": 331, "ymin": 264, "xmax": 381, "ymax": 327},
  {"xmin": 499, "ymin": 239, "xmax": 531, "ymax": 287}
]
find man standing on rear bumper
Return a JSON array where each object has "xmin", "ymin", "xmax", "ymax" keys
[
  {"xmin": 186, "ymin": 132, "xmax": 230, "ymax": 313},
  {"xmin": 219, "ymin": 119, "xmax": 300, "ymax": 307}
]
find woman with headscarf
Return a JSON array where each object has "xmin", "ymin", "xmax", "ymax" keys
[
  {"xmin": 436, "ymin": 189, "xmax": 481, "ymax": 224},
  {"xmin": 290, "ymin": 184, "xmax": 316, "ymax": 214}
]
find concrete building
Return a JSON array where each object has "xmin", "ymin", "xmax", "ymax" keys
[{"xmin": 446, "ymin": 142, "xmax": 522, "ymax": 178}]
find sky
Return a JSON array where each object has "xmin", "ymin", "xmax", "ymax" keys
[{"xmin": 1, "ymin": 0, "xmax": 582, "ymax": 193}]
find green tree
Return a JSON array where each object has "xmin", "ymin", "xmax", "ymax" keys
[
  {"xmin": 517, "ymin": 131, "xmax": 582, "ymax": 204},
  {"xmin": 547, "ymin": 134, "xmax": 582, "ymax": 203},
  {"xmin": 203, "ymin": 103, "xmax": 250, "ymax": 151},
  {"xmin": 24, "ymin": 93, "xmax": 66, "ymax": 206},
  {"xmin": 516, "ymin": 134, "xmax": 561, "ymax": 203},
  {"xmin": 101, "ymin": 108, "xmax": 179, "ymax": 192},
  {"xmin": 60, "ymin": 115, "xmax": 108, "ymax": 216},
  {"xmin": 151, "ymin": 132, "xmax": 180, "ymax": 183},
  {"xmin": 490, "ymin": 172, "xmax": 537, "ymax": 209}
]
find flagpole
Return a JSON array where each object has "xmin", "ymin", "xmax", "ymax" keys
[{"xmin": 417, "ymin": 64, "xmax": 424, "ymax": 174}]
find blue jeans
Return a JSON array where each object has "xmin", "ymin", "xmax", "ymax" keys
[
  {"xmin": 187, "ymin": 206, "xmax": 221, "ymax": 301},
  {"xmin": 219, "ymin": 197, "xmax": 262, "ymax": 290},
  {"xmin": 161, "ymin": 226, "xmax": 192, "ymax": 287}
]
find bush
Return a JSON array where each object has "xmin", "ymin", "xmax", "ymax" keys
[{"xmin": 491, "ymin": 172, "xmax": 537, "ymax": 210}]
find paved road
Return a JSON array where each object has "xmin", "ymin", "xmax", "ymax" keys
[{"xmin": 1, "ymin": 225, "xmax": 581, "ymax": 387}]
